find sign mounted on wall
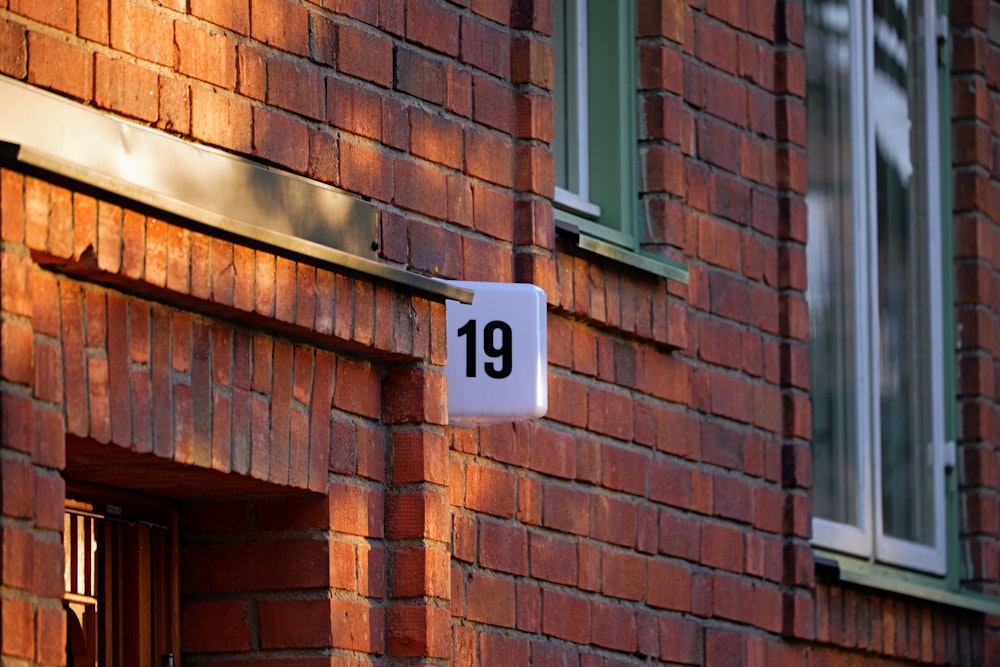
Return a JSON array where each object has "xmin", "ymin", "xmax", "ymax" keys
[{"xmin": 444, "ymin": 281, "xmax": 548, "ymax": 424}]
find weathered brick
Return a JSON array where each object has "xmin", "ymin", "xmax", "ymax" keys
[
  {"xmin": 339, "ymin": 23, "xmax": 393, "ymax": 87},
  {"xmin": 251, "ymin": 0, "xmax": 308, "ymax": 55}
]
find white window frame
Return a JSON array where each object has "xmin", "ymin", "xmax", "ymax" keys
[{"xmin": 809, "ymin": 0, "xmax": 947, "ymax": 576}]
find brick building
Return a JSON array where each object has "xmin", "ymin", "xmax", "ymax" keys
[{"xmin": 1, "ymin": 0, "xmax": 1000, "ymax": 665}]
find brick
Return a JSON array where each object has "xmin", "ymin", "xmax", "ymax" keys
[
  {"xmin": 358, "ymin": 426, "xmax": 386, "ymax": 482},
  {"xmin": 97, "ymin": 55, "xmax": 160, "ymax": 123},
  {"xmin": 267, "ymin": 56, "xmax": 324, "ymax": 120},
  {"xmin": 479, "ymin": 518, "xmax": 527, "ymax": 575},
  {"xmin": 461, "ymin": 14, "xmax": 509, "ymax": 78},
  {"xmin": 0, "ymin": 597, "xmax": 33, "ymax": 658},
  {"xmin": 546, "ymin": 373, "xmax": 588, "ymax": 427},
  {"xmin": 191, "ymin": 0, "xmax": 249, "ymax": 33},
  {"xmin": 25, "ymin": 269, "xmax": 61, "ymax": 339},
  {"xmin": 529, "ymin": 532, "xmax": 577, "ymax": 585},
  {"xmin": 591, "ymin": 600, "xmax": 637, "ymax": 652},
  {"xmin": 2, "ymin": 524, "xmax": 32, "ymax": 588},
  {"xmin": 184, "ymin": 537, "xmax": 331, "ymax": 594},
  {"xmin": 447, "ymin": 62, "xmax": 473, "ymax": 117},
  {"xmin": 587, "ymin": 387, "xmax": 633, "ymax": 440},
  {"xmin": 466, "ymin": 129, "xmax": 515, "ymax": 187},
  {"xmin": 248, "ymin": 250, "xmax": 277, "ymax": 315},
  {"xmin": 701, "ymin": 522, "xmax": 744, "ymax": 573},
  {"xmin": 32, "ymin": 339, "xmax": 62, "ymax": 405},
  {"xmin": 590, "ymin": 493, "xmax": 638, "ymax": 547},
  {"xmin": 340, "ymin": 139, "xmax": 393, "ymax": 202},
  {"xmin": 659, "ymin": 614, "xmax": 703, "ymax": 664},
  {"xmin": 175, "ymin": 20, "xmax": 236, "ymax": 89},
  {"xmin": 382, "ymin": 368, "xmax": 447, "ymax": 425},
  {"xmin": 542, "ymin": 483, "xmax": 588, "ymax": 535},
  {"xmin": 410, "ymin": 107, "xmax": 463, "ymax": 169},
  {"xmin": 392, "ymin": 545, "xmax": 450, "ymax": 599},
  {"xmin": 358, "ymin": 543, "xmax": 387, "ymax": 599},
  {"xmin": 601, "ymin": 549, "xmax": 646, "ymax": 601},
  {"xmin": 471, "ymin": 0, "xmax": 510, "ymax": 24},
  {"xmin": 648, "ymin": 558, "xmax": 692, "ymax": 611},
  {"xmin": 328, "ymin": 77, "xmax": 382, "ymax": 140},
  {"xmin": 511, "ymin": 36, "xmax": 553, "ymax": 88},
  {"xmin": 602, "ymin": 443, "xmax": 647, "ymax": 496},
  {"xmin": 306, "ymin": 120, "xmax": 341, "ymax": 182},
  {"xmin": 408, "ymin": 217, "xmax": 461, "ymax": 277},
  {"xmin": 541, "ymin": 588, "xmax": 589, "ymax": 644},
  {"xmin": 465, "ymin": 569, "xmax": 517, "ymax": 627},
  {"xmin": 2, "ymin": 255, "xmax": 33, "ymax": 328},
  {"xmin": 110, "ymin": 0, "xmax": 174, "ymax": 66},
  {"xmin": 476, "ymin": 423, "xmax": 525, "ymax": 467},
  {"xmin": 640, "ymin": 44, "xmax": 683, "ymax": 94},
  {"xmin": 471, "ymin": 185, "xmax": 517, "ymax": 246},
  {"xmin": 254, "ymin": 106, "xmax": 309, "ymax": 172},
  {"xmin": 234, "ymin": 42, "xmax": 266, "ymax": 101},
  {"xmin": 394, "ymin": 157, "xmax": 448, "ymax": 219},
  {"xmin": 191, "ymin": 87, "xmax": 253, "ymax": 154},
  {"xmin": 259, "ymin": 598, "xmax": 334, "ymax": 649},
  {"xmin": 1, "ymin": 456, "xmax": 29, "ymax": 522},
  {"xmin": 465, "ymin": 463, "xmax": 516, "ymax": 518},
  {"xmin": 251, "ymin": 0, "xmax": 308, "ymax": 55},
  {"xmin": 32, "ymin": 406, "xmax": 65, "ymax": 469},
  {"xmin": 473, "ymin": 74, "xmax": 514, "ymax": 133},
  {"xmin": 407, "ymin": 0, "xmax": 459, "ymax": 55},
  {"xmin": 182, "ymin": 600, "xmax": 251, "ymax": 653},
  {"xmin": 386, "ymin": 603, "xmax": 447, "ymax": 658},
  {"xmin": 391, "ymin": 429, "xmax": 448, "ymax": 485},
  {"xmin": 328, "ymin": 480, "xmax": 381, "ymax": 538},
  {"xmin": 35, "ymin": 601, "xmax": 66, "ymax": 665},
  {"xmin": 2, "ymin": 393, "xmax": 32, "ymax": 453},
  {"xmin": 153, "ymin": 74, "xmax": 189, "ymax": 133},
  {"xmin": 452, "ymin": 513, "xmax": 476, "ymax": 562},
  {"xmin": 339, "ymin": 24, "xmax": 393, "ymax": 87},
  {"xmin": 1, "ymin": 320, "xmax": 33, "ymax": 385},
  {"xmin": 386, "ymin": 488, "xmax": 448, "ymax": 542},
  {"xmin": 527, "ymin": 423, "xmax": 575, "ymax": 479},
  {"xmin": 481, "ymin": 630, "xmax": 529, "ymax": 667},
  {"xmin": 706, "ymin": 627, "xmax": 746, "ymax": 665},
  {"xmin": 27, "ymin": 30, "xmax": 93, "ymax": 102}
]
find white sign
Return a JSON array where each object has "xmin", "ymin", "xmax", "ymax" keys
[{"xmin": 445, "ymin": 281, "xmax": 547, "ymax": 424}]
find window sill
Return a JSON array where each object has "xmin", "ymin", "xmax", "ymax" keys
[
  {"xmin": 815, "ymin": 551, "xmax": 1000, "ymax": 615},
  {"xmin": 555, "ymin": 218, "xmax": 689, "ymax": 284}
]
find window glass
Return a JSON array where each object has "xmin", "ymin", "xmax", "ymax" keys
[
  {"xmin": 872, "ymin": 0, "xmax": 936, "ymax": 547},
  {"xmin": 806, "ymin": 0, "xmax": 861, "ymax": 529},
  {"xmin": 805, "ymin": 0, "xmax": 945, "ymax": 572}
]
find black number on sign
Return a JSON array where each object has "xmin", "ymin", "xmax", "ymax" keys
[
  {"xmin": 456, "ymin": 319, "xmax": 513, "ymax": 379},
  {"xmin": 457, "ymin": 319, "xmax": 477, "ymax": 377},
  {"xmin": 483, "ymin": 320, "xmax": 513, "ymax": 379}
]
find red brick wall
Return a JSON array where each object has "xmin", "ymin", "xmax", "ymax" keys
[
  {"xmin": 2, "ymin": 0, "xmax": 1000, "ymax": 666},
  {"xmin": 952, "ymin": 1, "xmax": 1000, "ymax": 660}
]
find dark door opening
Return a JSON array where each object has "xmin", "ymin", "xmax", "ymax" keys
[{"xmin": 64, "ymin": 483, "xmax": 180, "ymax": 667}]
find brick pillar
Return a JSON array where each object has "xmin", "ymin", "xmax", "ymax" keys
[
  {"xmin": 511, "ymin": 1, "xmax": 558, "ymax": 298},
  {"xmin": 1, "ymin": 169, "xmax": 70, "ymax": 666},
  {"xmin": 383, "ymin": 366, "xmax": 452, "ymax": 661}
]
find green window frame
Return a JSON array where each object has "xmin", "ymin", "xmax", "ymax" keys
[
  {"xmin": 553, "ymin": 0, "xmax": 687, "ymax": 284},
  {"xmin": 554, "ymin": 0, "xmax": 638, "ymax": 248}
]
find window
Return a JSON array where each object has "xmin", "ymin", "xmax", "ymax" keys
[
  {"xmin": 65, "ymin": 484, "xmax": 180, "ymax": 666},
  {"xmin": 805, "ymin": 0, "xmax": 948, "ymax": 574},
  {"xmin": 553, "ymin": 0, "xmax": 638, "ymax": 248}
]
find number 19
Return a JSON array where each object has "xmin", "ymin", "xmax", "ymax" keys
[{"xmin": 456, "ymin": 319, "xmax": 513, "ymax": 379}]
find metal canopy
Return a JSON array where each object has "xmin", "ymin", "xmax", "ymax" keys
[{"xmin": 0, "ymin": 76, "xmax": 473, "ymax": 305}]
